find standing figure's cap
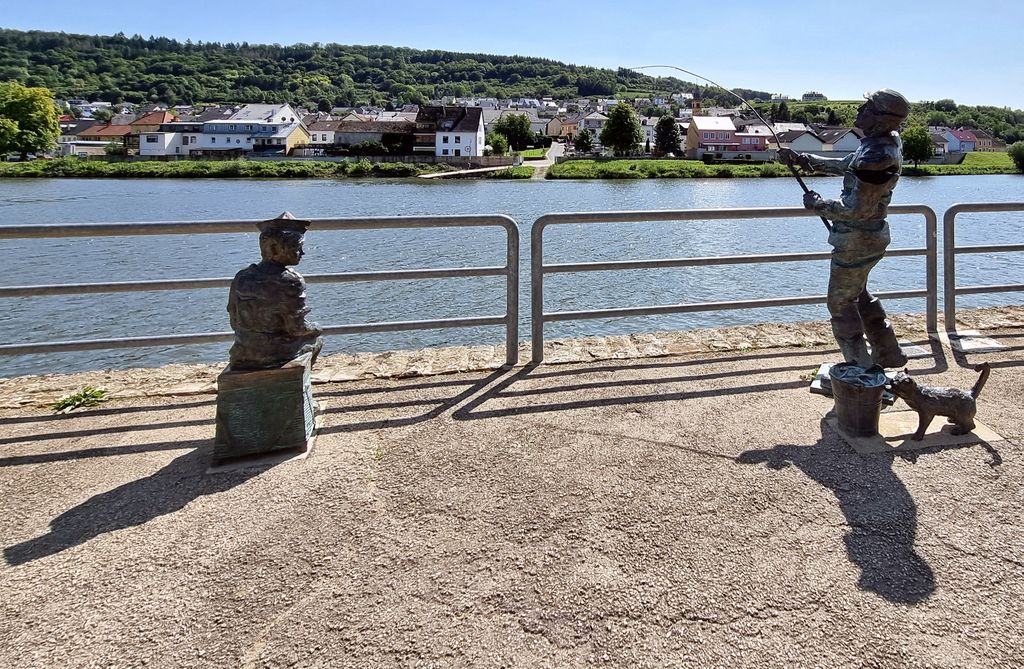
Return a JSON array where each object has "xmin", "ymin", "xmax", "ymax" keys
[
  {"xmin": 256, "ymin": 211, "xmax": 311, "ymax": 235},
  {"xmin": 864, "ymin": 89, "xmax": 910, "ymax": 119}
]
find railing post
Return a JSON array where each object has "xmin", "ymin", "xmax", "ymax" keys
[
  {"xmin": 531, "ymin": 216, "xmax": 547, "ymax": 363},
  {"xmin": 503, "ymin": 216, "xmax": 520, "ymax": 367},
  {"xmin": 923, "ymin": 205, "xmax": 938, "ymax": 335},
  {"xmin": 943, "ymin": 205, "xmax": 960, "ymax": 332}
]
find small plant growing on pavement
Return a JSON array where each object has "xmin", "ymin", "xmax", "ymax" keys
[{"xmin": 51, "ymin": 386, "xmax": 110, "ymax": 412}]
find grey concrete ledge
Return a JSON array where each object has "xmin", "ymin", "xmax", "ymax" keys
[{"xmin": 2, "ymin": 305, "xmax": 1022, "ymax": 409}]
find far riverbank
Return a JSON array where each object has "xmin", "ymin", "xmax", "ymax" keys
[
  {"xmin": 0, "ymin": 152, "xmax": 1018, "ymax": 180},
  {"xmin": 547, "ymin": 152, "xmax": 1019, "ymax": 179}
]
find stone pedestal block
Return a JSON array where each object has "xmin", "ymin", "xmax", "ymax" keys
[{"xmin": 214, "ymin": 353, "xmax": 315, "ymax": 463}]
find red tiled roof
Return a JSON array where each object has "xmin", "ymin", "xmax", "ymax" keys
[
  {"xmin": 82, "ymin": 124, "xmax": 133, "ymax": 137},
  {"xmin": 131, "ymin": 111, "xmax": 176, "ymax": 126}
]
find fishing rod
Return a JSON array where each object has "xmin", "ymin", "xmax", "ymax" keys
[{"xmin": 629, "ymin": 64, "xmax": 831, "ymax": 231}]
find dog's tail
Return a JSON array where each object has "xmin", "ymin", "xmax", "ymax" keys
[{"xmin": 971, "ymin": 362, "xmax": 991, "ymax": 399}]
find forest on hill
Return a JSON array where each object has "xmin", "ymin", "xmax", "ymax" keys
[
  {"xmin": 2, "ymin": 29, "xmax": 1022, "ymax": 142},
  {"xmin": 0, "ymin": 28, "xmax": 770, "ymax": 109}
]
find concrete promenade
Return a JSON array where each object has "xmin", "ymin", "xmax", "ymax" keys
[{"xmin": 1, "ymin": 310, "xmax": 1022, "ymax": 668}]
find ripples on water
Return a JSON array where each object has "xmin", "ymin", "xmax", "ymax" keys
[{"xmin": 1, "ymin": 175, "xmax": 1021, "ymax": 377}]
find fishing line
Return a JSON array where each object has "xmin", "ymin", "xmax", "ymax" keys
[{"xmin": 629, "ymin": 64, "xmax": 831, "ymax": 230}]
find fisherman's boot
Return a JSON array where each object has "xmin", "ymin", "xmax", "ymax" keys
[
  {"xmin": 858, "ymin": 295, "xmax": 908, "ymax": 368},
  {"xmin": 831, "ymin": 304, "xmax": 873, "ymax": 367}
]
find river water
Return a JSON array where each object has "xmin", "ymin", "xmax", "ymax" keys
[{"xmin": 1, "ymin": 174, "xmax": 1021, "ymax": 377}]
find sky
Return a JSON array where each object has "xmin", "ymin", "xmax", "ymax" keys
[{"xmin": 3, "ymin": 0, "xmax": 1022, "ymax": 109}]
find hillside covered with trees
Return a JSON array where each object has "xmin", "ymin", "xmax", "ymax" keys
[
  {"xmin": 0, "ymin": 28, "xmax": 769, "ymax": 109},
  {"xmin": 2, "ymin": 29, "xmax": 1022, "ymax": 143}
]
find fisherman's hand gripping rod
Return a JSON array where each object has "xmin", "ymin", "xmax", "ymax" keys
[{"xmin": 630, "ymin": 64, "xmax": 832, "ymax": 231}]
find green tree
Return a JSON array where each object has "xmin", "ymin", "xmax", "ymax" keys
[
  {"xmin": 0, "ymin": 81, "xmax": 60, "ymax": 159},
  {"xmin": 1009, "ymin": 141, "xmax": 1024, "ymax": 173},
  {"xmin": 91, "ymin": 107, "xmax": 113, "ymax": 122},
  {"xmin": 492, "ymin": 113, "xmax": 532, "ymax": 151},
  {"xmin": 654, "ymin": 115, "xmax": 681, "ymax": 155},
  {"xmin": 0, "ymin": 117, "xmax": 17, "ymax": 159},
  {"xmin": 902, "ymin": 125, "xmax": 934, "ymax": 167},
  {"xmin": 600, "ymin": 103, "xmax": 643, "ymax": 156},
  {"xmin": 776, "ymin": 100, "xmax": 791, "ymax": 122},
  {"xmin": 574, "ymin": 128, "xmax": 593, "ymax": 153},
  {"xmin": 487, "ymin": 131, "xmax": 509, "ymax": 156}
]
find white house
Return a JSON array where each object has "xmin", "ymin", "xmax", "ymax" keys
[
  {"xmin": 580, "ymin": 112, "xmax": 609, "ymax": 141},
  {"xmin": 776, "ymin": 130, "xmax": 825, "ymax": 152},
  {"xmin": 641, "ymin": 116, "xmax": 659, "ymax": 148},
  {"xmin": 137, "ymin": 104, "xmax": 307, "ymax": 157},
  {"xmin": 816, "ymin": 128, "xmax": 861, "ymax": 152},
  {"xmin": 434, "ymin": 107, "xmax": 484, "ymax": 157},
  {"xmin": 139, "ymin": 132, "xmax": 177, "ymax": 156},
  {"xmin": 307, "ymin": 120, "xmax": 338, "ymax": 145}
]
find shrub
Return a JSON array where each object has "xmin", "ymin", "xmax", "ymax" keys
[
  {"xmin": 347, "ymin": 159, "xmax": 374, "ymax": 176},
  {"xmin": 349, "ymin": 140, "xmax": 387, "ymax": 156},
  {"xmin": 1009, "ymin": 141, "xmax": 1024, "ymax": 173}
]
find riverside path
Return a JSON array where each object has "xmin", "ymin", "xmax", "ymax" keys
[{"xmin": 1, "ymin": 309, "xmax": 1022, "ymax": 667}]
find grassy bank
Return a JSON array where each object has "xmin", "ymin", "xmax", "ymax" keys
[
  {"xmin": 482, "ymin": 166, "xmax": 535, "ymax": 179},
  {"xmin": 902, "ymin": 152, "xmax": 1018, "ymax": 176},
  {"xmin": 518, "ymin": 148, "xmax": 548, "ymax": 160},
  {"xmin": 548, "ymin": 152, "xmax": 1021, "ymax": 179},
  {"xmin": 547, "ymin": 159, "xmax": 791, "ymax": 179},
  {"xmin": 0, "ymin": 157, "xmax": 451, "ymax": 179}
]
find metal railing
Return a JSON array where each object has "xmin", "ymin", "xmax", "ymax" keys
[
  {"xmin": 942, "ymin": 202, "xmax": 1024, "ymax": 332},
  {"xmin": 531, "ymin": 205, "xmax": 938, "ymax": 362},
  {"xmin": 0, "ymin": 214, "xmax": 520, "ymax": 367}
]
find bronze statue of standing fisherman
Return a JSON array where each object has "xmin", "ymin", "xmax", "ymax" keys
[{"xmin": 778, "ymin": 89, "xmax": 911, "ymax": 368}]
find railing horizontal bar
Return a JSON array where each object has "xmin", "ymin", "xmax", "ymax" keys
[
  {"xmin": 0, "ymin": 214, "xmax": 517, "ymax": 239},
  {"xmin": 952, "ymin": 244, "xmax": 1024, "ymax": 254},
  {"xmin": 308, "ymin": 267, "xmax": 508, "ymax": 283},
  {"xmin": 535, "ymin": 204, "xmax": 932, "ymax": 226},
  {"xmin": 544, "ymin": 247, "xmax": 927, "ymax": 274},
  {"xmin": 323, "ymin": 316, "xmax": 506, "ymax": 335},
  {"xmin": 0, "ymin": 267, "xmax": 508, "ymax": 298},
  {"xmin": 948, "ymin": 202, "xmax": 1024, "ymax": 214},
  {"xmin": 0, "ymin": 332, "xmax": 234, "ymax": 355},
  {"xmin": 543, "ymin": 290, "xmax": 928, "ymax": 322},
  {"xmin": 0, "ymin": 315, "xmax": 509, "ymax": 355},
  {"xmin": 955, "ymin": 284, "xmax": 1024, "ymax": 295},
  {"xmin": 0, "ymin": 278, "xmax": 234, "ymax": 297}
]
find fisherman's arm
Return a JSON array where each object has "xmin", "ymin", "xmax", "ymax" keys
[
  {"xmin": 778, "ymin": 148, "xmax": 852, "ymax": 175},
  {"xmin": 802, "ymin": 189, "xmax": 880, "ymax": 222}
]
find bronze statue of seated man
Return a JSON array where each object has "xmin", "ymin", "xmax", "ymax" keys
[{"xmin": 227, "ymin": 213, "xmax": 323, "ymax": 370}]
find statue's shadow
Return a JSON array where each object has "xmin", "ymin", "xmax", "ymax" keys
[
  {"xmin": 738, "ymin": 418, "xmax": 937, "ymax": 604},
  {"xmin": 4, "ymin": 446, "xmax": 268, "ymax": 566}
]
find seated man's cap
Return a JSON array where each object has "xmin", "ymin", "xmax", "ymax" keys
[
  {"xmin": 257, "ymin": 211, "xmax": 310, "ymax": 234},
  {"xmin": 864, "ymin": 89, "xmax": 910, "ymax": 119}
]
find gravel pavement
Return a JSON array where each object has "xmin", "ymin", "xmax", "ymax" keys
[{"xmin": 2, "ymin": 329, "xmax": 1022, "ymax": 668}]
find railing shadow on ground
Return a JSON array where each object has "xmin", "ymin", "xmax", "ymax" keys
[
  {"xmin": 0, "ymin": 398, "xmax": 216, "ymax": 426},
  {"xmin": 3, "ymin": 443, "xmax": 265, "ymax": 566},
  {"xmin": 0, "ymin": 437, "xmax": 209, "ymax": 468},
  {"xmin": 449, "ymin": 342, "xmax": 946, "ymax": 422},
  {"xmin": 0, "ymin": 417, "xmax": 213, "ymax": 447},
  {"xmin": 737, "ymin": 417, "xmax": 981, "ymax": 605},
  {"xmin": 949, "ymin": 330, "xmax": 1024, "ymax": 370},
  {"xmin": 317, "ymin": 368, "xmax": 511, "ymax": 435},
  {"xmin": 451, "ymin": 360, "xmax": 802, "ymax": 422}
]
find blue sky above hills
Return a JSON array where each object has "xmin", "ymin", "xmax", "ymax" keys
[{"xmin": 3, "ymin": 0, "xmax": 1021, "ymax": 108}]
